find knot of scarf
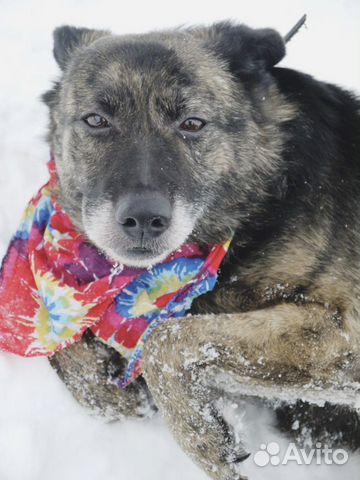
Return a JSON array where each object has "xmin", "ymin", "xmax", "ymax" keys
[{"xmin": 0, "ymin": 159, "xmax": 231, "ymax": 387}]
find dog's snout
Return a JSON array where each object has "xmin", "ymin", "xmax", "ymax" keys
[{"xmin": 116, "ymin": 192, "xmax": 171, "ymax": 240}]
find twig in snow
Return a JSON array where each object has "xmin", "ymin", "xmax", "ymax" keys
[{"xmin": 284, "ymin": 14, "xmax": 307, "ymax": 44}]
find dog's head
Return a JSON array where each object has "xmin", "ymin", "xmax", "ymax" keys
[{"xmin": 44, "ymin": 22, "xmax": 288, "ymax": 267}]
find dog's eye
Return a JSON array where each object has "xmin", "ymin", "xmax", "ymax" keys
[
  {"xmin": 179, "ymin": 118, "xmax": 206, "ymax": 132},
  {"xmin": 83, "ymin": 114, "xmax": 109, "ymax": 128}
]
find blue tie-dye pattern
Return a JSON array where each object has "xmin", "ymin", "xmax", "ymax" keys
[
  {"xmin": 115, "ymin": 258, "xmax": 204, "ymax": 321},
  {"xmin": 33, "ymin": 196, "xmax": 53, "ymax": 230},
  {"xmin": 15, "ymin": 194, "xmax": 53, "ymax": 241},
  {"xmin": 42, "ymin": 296, "xmax": 64, "ymax": 335},
  {"xmin": 117, "ymin": 272, "xmax": 218, "ymax": 388}
]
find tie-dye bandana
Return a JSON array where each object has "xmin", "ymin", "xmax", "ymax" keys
[{"xmin": 0, "ymin": 159, "xmax": 231, "ymax": 387}]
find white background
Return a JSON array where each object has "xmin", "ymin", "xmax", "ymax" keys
[{"xmin": 0, "ymin": 1, "xmax": 359, "ymax": 479}]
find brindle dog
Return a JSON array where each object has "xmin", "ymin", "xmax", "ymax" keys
[{"xmin": 44, "ymin": 23, "xmax": 360, "ymax": 480}]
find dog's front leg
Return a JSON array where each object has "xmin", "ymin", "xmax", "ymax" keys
[
  {"xmin": 49, "ymin": 330, "xmax": 157, "ymax": 421},
  {"xmin": 142, "ymin": 303, "xmax": 359, "ymax": 480}
]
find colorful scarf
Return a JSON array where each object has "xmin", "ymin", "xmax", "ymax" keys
[{"xmin": 0, "ymin": 160, "xmax": 230, "ymax": 387}]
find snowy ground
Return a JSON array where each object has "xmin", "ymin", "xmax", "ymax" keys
[{"xmin": 0, "ymin": 1, "xmax": 359, "ymax": 479}]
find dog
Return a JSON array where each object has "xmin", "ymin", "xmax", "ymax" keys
[{"xmin": 44, "ymin": 22, "xmax": 360, "ymax": 480}]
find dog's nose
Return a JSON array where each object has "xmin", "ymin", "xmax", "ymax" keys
[{"xmin": 116, "ymin": 192, "xmax": 171, "ymax": 240}]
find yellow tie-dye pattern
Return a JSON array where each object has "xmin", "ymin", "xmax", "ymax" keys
[
  {"xmin": 44, "ymin": 226, "xmax": 73, "ymax": 252},
  {"xmin": 27, "ymin": 265, "xmax": 96, "ymax": 353},
  {"xmin": 130, "ymin": 271, "xmax": 194, "ymax": 317}
]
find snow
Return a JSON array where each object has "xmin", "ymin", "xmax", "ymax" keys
[
  {"xmin": 0, "ymin": 355, "xmax": 209, "ymax": 480},
  {"xmin": 0, "ymin": 1, "xmax": 359, "ymax": 479}
]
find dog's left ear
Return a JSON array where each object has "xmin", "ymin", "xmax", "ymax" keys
[
  {"xmin": 53, "ymin": 25, "xmax": 110, "ymax": 70},
  {"xmin": 195, "ymin": 21, "xmax": 285, "ymax": 76}
]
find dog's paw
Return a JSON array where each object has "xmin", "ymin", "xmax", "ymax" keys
[
  {"xmin": 211, "ymin": 397, "xmax": 250, "ymax": 461},
  {"xmin": 49, "ymin": 331, "xmax": 158, "ymax": 421},
  {"xmin": 188, "ymin": 398, "xmax": 250, "ymax": 480}
]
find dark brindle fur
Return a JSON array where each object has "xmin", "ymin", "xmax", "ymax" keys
[{"xmin": 43, "ymin": 23, "xmax": 360, "ymax": 480}]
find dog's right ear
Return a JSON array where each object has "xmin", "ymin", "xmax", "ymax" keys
[{"xmin": 53, "ymin": 25, "xmax": 110, "ymax": 70}]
